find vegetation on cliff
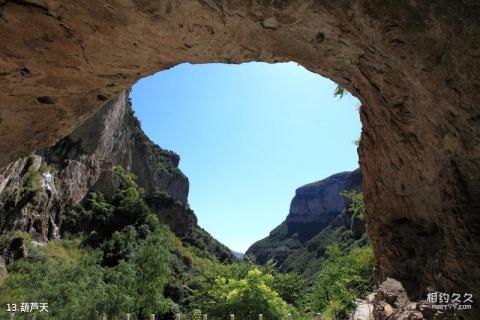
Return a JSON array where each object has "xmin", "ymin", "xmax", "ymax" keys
[
  {"xmin": 311, "ymin": 245, "xmax": 373, "ymax": 320},
  {"xmin": 126, "ymin": 101, "xmax": 184, "ymax": 179},
  {"xmin": 0, "ymin": 105, "xmax": 371, "ymax": 320},
  {"xmin": 0, "ymin": 239, "xmax": 373, "ymax": 320},
  {"xmin": 0, "ymin": 166, "xmax": 232, "ymax": 319},
  {"xmin": 0, "ymin": 165, "xmax": 373, "ymax": 320},
  {"xmin": 340, "ymin": 190, "xmax": 365, "ymax": 220},
  {"xmin": 246, "ymin": 170, "xmax": 367, "ymax": 285},
  {"xmin": 333, "ymin": 84, "xmax": 347, "ymax": 99}
]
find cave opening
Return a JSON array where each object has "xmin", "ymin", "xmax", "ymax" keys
[
  {"xmin": 130, "ymin": 61, "xmax": 362, "ymax": 253},
  {"xmin": 1, "ymin": 1, "xmax": 479, "ymax": 317}
]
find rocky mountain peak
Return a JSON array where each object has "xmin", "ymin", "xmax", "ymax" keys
[
  {"xmin": 286, "ymin": 169, "xmax": 362, "ymax": 241},
  {"xmin": 246, "ymin": 169, "xmax": 365, "ymax": 275}
]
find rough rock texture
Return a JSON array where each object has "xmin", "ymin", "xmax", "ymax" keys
[
  {"xmin": 0, "ymin": 155, "xmax": 64, "ymax": 242},
  {"xmin": 44, "ymin": 90, "xmax": 189, "ymax": 203},
  {"xmin": 246, "ymin": 169, "xmax": 365, "ymax": 280},
  {"xmin": 0, "ymin": 1, "xmax": 479, "ymax": 315},
  {"xmin": 287, "ymin": 169, "xmax": 362, "ymax": 240},
  {"xmin": 0, "ymin": 91, "xmax": 189, "ymax": 241},
  {"xmin": 372, "ymin": 278, "xmax": 455, "ymax": 320}
]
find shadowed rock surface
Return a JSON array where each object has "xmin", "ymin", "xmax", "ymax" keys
[
  {"xmin": 246, "ymin": 169, "xmax": 366, "ymax": 282},
  {"xmin": 0, "ymin": 1, "xmax": 479, "ymax": 316},
  {"xmin": 287, "ymin": 169, "xmax": 362, "ymax": 241}
]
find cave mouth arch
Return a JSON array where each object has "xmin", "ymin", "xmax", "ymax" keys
[{"xmin": 1, "ymin": 0, "xmax": 479, "ymax": 304}]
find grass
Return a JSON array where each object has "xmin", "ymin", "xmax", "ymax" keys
[
  {"xmin": 23, "ymin": 166, "xmax": 42, "ymax": 196},
  {"xmin": 39, "ymin": 239, "xmax": 83, "ymax": 264}
]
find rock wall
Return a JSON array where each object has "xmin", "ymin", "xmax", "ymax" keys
[
  {"xmin": 287, "ymin": 169, "xmax": 362, "ymax": 240},
  {"xmin": 0, "ymin": 155, "xmax": 61, "ymax": 242},
  {"xmin": 246, "ymin": 169, "xmax": 365, "ymax": 280},
  {"xmin": 1, "ymin": 1, "xmax": 479, "ymax": 314},
  {"xmin": 46, "ymin": 90, "xmax": 189, "ymax": 203},
  {"xmin": 0, "ymin": 91, "xmax": 190, "ymax": 240}
]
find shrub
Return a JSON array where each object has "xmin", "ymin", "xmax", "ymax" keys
[
  {"xmin": 23, "ymin": 167, "xmax": 41, "ymax": 196},
  {"xmin": 310, "ymin": 245, "xmax": 374, "ymax": 320},
  {"xmin": 113, "ymin": 166, "xmax": 150, "ymax": 228},
  {"xmin": 0, "ymin": 243, "xmax": 110, "ymax": 320},
  {"xmin": 191, "ymin": 260, "xmax": 298, "ymax": 320},
  {"xmin": 197, "ymin": 268, "xmax": 290, "ymax": 320},
  {"xmin": 333, "ymin": 84, "xmax": 346, "ymax": 99},
  {"xmin": 340, "ymin": 190, "xmax": 365, "ymax": 219},
  {"xmin": 0, "ymin": 226, "xmax": 175, "ymax": 319},
  {"xmin": 62, "ymin": 166, "xmax": 150, "ymax": 245},
  {"xmin": 272, "ymin": 272, "xmax": 305, "ymax": 307}
]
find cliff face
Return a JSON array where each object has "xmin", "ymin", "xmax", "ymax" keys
[
  {"xmin": 44, "ymin": 90, "xmax": 189, "ymax": 204},
  {"xmin": 287, "ymin": 169, "xmax": 362, "ymax": 241},
  {"xmin": 1, "ymin": 91, "xmax": 187, "ymax": 240},
  {"xmin": 246, "ymin": 169, "xmax": 365, "ymax": 281},
  {"xmin": 0, "ymin": 91, "xmax": 234, "ymax": 262}
]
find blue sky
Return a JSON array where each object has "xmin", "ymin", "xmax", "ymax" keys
[{"xmin": 131, "ymin": 62, "xmax": 361, "ymax": 252}]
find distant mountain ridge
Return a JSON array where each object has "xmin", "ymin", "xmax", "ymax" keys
[
  {"xmin": 231, "ymin": 250, "xmax": 245, "ymax": 260},
  {"xmin": 246, "ymin": 169, "xmax": 367, "ymax": 282},
  {"xmin": 286, "ymin": 170, "xmax": 361, "ymax": 241}
]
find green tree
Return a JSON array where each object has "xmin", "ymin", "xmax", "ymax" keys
[
  {"xmin": 340, "ymin": 190, "xmax": 365, "ymax": 219},
  {"xmin": 113, "ymin": 166, "xmax": 150, "ymax": 228},
  {"xmin": 193, "ymin": 267, "xmax": 292, "ymax": 320},
  {"xmin": 131, "ymin": 231, "xmax": 173, "ymax": 318},
  {"xmin": 0, "ymin": 242, "xmax": 110, "ymax": 319},
  {"xmin": 333, "ymin": 84, "xmax": 346, "ymax": 99},
  {"xmin": 272, "ymin": 272, "xmax": 305, "ymax": 307},
  {"xmin": 101, "ymin": 226, "xmax": 139, "ymax": 266},
  {"xmin": 310, "ymin": 245, "xmax": 374, "ymax": 320},
  {"xmin": 61, "ymin": 166, "xmax": 150, "ymax": 246}
]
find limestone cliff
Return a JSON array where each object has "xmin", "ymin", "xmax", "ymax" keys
[
  {"xmin": 246, "ymin": 169, "xmax": 366, "ymax": 282},
  {"xmin": 287, "ymin": 169, "xmax": 362, "ymax": 241},
  {"xmin": 0, "ymin": 91, "xmax": 234, "ymax": 262}
]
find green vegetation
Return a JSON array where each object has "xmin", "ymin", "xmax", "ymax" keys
[
  {"xmin": 183, "ymin": 226, "xmax": 236, "ymax": 264},
  {"xmin": 62, "ymin": 166, "xmax": 150, "ymax": 254},
  {"xmin": 146, "ymin": 191, "xmax": 235, "ymax": 263},
  {"xmin": 333, "ymin": 84, "xmax": 347, "ymax": 99},
  {"xmin": 0, "ymin": 224, "xmax": 303, "ymax": 319},
  {"xmin": 191, "ymin": 266, "xmax": 291, "ymax": 320},
  {"xmin": 21, "ymin": 156, "xmax": 59, "ymax": 197},
  {"xmin": 23, "ymin": 165, "xmax": 42, "ymax": 196},
  {"xmin": 0, "ymin": 165, "xmax": 373, "ymax": 320},
  {"xmin": 271, "ymin": 272, "xmax": 305, "ymax": 307},
  {"xmin": 0, "ymin": 223, "xmax": 174, "ymax": 319},
  {"xmin": 0, "ymin": 165, "xmax": 240, "ymax": 319},
  {"xmin": 127, "ymin": 101, "xmax": 184, "ymax": 177},
  {"xmin": 246, "ymin": 216, "xmax": 369, "ymax": 286},
  {"xmin": 0, "ymin": 230, "xmax": 32, "ymax": 251},
  {"xmin": 311, "ymin": 245, "xmax": 374, "ymax": 320},
  {"xmin": 340, "ymin": 190, "xmax": 365, "ymax": 220},
  {"xmin": 0, "ymin": 166, "xmax": 198, "ymax": 319}
]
